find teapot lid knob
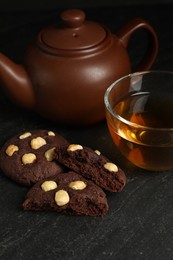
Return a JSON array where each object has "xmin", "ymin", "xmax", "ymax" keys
[{"xmin": 61, "ymin": 9, "xmax": 85, "ymax": 28}]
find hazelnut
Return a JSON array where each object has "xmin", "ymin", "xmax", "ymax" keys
[
  {"xmin": 41, "ymin": 180, "xmax": 57, "ymax": 192},
  {"xmin": 104, "ymin": 162, "xmax": 118, "ymax": 172},
  {"xmin": 67, "ymin": 144, "xmax": 83, "ymax": 152},
  {"xmin": 44, "ymin": 147, "xmax": 55, "ymax": 161},
  {"xmin": 19, "ymin": 132, "xmax": 31, "ymax": 139},
  {"xmin": 48, "ymin": 131, "xmax": 55, "ymax": 136},
  {"xmin": 22, "ymin": 153, "xmax": 36, "ymax": 164},
  {"xmin": 5, "ymin": 144, "xmax": 19, "ymax": 156},
  {"xmin": 69, "ymin": 180, "xmax": 86, "ymax": 190},
  {"xmin": 30, "ymin": 137, "xmax": 46, "ymax": 149},
  {"xmin": 55, "ymin": 190, "xmax": 70, "ymax": 206},
  {"xmin": 95, "ymin": 150, "xmax": 101, "ymax": 155}
]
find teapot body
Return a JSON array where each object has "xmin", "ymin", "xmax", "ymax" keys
[
  {"xmin": 0, "ymin": 9, "xmax": 158, "ymax": 125},
  {"xmin": 24, "ymin": 35, "xmax": 131, "ymax": 125}
]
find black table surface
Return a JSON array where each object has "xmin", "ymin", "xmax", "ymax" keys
[{"xmin": 0, "ymin": 4, "xmax": 173, "ymax": 260}]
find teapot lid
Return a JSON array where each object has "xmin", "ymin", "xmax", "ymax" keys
[{"xmin": 38, "ymin": 9, "xmax": 107, "ymax": 53}]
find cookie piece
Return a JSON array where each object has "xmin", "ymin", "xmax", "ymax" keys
[
  {"xmin": 23, "ymin": 171, "xmax": 109, "ymax": 217},
  {"xmin": 0, "ymin": 130, "xmax": 69, "ymax": 186},
  {"xmin": 55, "ymin": 144, "xmax": 126, "ymax": 192}
]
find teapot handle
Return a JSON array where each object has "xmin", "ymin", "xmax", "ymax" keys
[{"xmin": 116, "ymin": 18, "xmax": 158, "ymax": 71}]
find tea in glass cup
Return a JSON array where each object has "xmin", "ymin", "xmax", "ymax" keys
[{"xmin": 104, "ymin": 71, "xmax": 173, "ymax": 171}]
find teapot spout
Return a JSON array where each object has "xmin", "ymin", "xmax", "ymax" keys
[{"xmin": 0, "ymin": 52, "xmax": 35, "ymax": 109}]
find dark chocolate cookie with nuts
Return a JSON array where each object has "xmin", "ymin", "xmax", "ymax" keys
[
  {"xmin": 23, "ymin": 171, "xmax": 109, "ymax": 217},
  {"xmin": 55, "ymin": 144, "xmax": 126, "ymax": 192},
  {"xmin": 0, "ymin": 130, "xmax": 69, "ymax": 186}
]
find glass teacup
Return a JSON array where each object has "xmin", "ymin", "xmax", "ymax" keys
[{"xmin": 104, "ymin": 71, "xmax": 173, "ymax": 171}]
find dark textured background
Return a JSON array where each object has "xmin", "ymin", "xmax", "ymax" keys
[
  {"xmin": 1, "ymin": 0, "xmax": 173, "ymax": 10},
  {"xmin": 0, "ymin": 3, "xmax": 173, "ymax": 260}
]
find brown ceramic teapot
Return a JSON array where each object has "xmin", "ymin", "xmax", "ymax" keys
[{"xmin": 0, "ymin": 9, "xmax": 158, "ymax": 125}]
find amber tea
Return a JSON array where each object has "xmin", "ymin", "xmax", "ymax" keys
[{"xmin": 107, "ymin": 92, "xmax": 173, "ymax": 171}]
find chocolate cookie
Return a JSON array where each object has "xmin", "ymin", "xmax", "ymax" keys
[
  {"xmin": 23, "ymin": 171, "xmax": 109, "ymax": 217},
  {"xmin": 0, "ymin": 130, "xmax": 69, "ymax": 186},
  {"xmin": 55, "ymin": 144, "xmax": 126, "ymax": 192}
]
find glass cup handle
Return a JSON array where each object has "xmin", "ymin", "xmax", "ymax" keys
[{"xmin": 116, "ymin": 18, "xmax": 158, "ymax": 71}]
